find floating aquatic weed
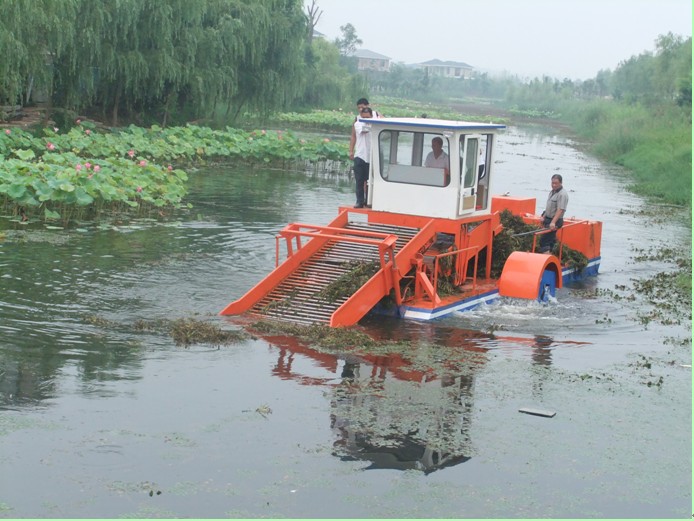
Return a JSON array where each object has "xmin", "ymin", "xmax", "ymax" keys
[
  {"xmin": 83, "ymin": 314, "xmax": 119, "ymax": 328},
  {"xmin": 255, "ymin": 405, "xmax": 272, "ymax": 418},
  {"xmin": 169, "ymin": 318, "xmax": 249, "ymax": 347},
  {"xmin": 250, "ymin": 320, "xmax": 378, "ymax": 349},
  {"xmin": 663, "ymin": 336, "xmax": 691, "ymax": 347},
  {"xmin": 248, "ymin": 320, "xmax": 487, "ymax": 378},
  {"xmin": 132, "ymin": 318, "xmax": 172, "ymax": 333}
]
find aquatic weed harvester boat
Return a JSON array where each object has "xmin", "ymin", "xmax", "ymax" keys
[{"xmin": 221, "ymin": 117, "xmax": 602, "ymax": 326}]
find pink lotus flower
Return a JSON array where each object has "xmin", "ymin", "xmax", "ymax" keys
[
  {"xmin": 323, "ymin": 138, "xmax": 330, "ymax": 143},
  {"xmin": 75, "ymin": 164, "xmax": 83, "ymax": 171},
  {"xmin": 128, "ymin": 149, "xmax": 135, "ymax": 158},
  {"xmin": 4, "ymin": 129, "xmax": 10, "ymax": 135},
  {"xmin": 139, "ymin": 160, "xmax": 146, "ymax": 167},
  {"xmin": 47, "ymin": 142, "xmax": 55, "ymax": 151},
  {"xmin": 85, "ymin": 162, "xmax": 91, "ymax": 169},
  {"xmin": 167, "ymin": 165, "xmax": 173, "ymax": 171},
  {"xmin": 93, "ymin": 165, "xmax": 101, "ymax": 173},
  {"xmin": 76, "ymin": 119, "xmax": 81, "ymax": 125},
  {"xmin": 85, "ymin": 129, "xmax": 91, "ymax": 135},
  {"xmin": 136, "ymin": 186, "xmax": 143, "ymax": 193}
]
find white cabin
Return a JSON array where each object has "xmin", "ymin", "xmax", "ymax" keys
[{"xmin": 360, "ymin": 117, "xmax": 506, "ymax": 219}]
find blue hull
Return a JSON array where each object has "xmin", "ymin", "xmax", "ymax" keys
[{"xmin": 372, "ymin": 257, "xmax": 601, "ymax": 322}]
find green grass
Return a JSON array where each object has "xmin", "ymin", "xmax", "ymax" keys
[{"xmin": 565, "ymin": 101, "xmax": 691, "ymax": 207}]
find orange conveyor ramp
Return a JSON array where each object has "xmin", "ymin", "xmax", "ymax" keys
[{"xmin": 220, "ymin": 211, "xmax": 432, "ymax": 326}]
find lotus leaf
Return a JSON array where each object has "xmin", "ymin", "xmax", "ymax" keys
[
  {"xmin": 13, "ymin": 149, "xmax": 35, "ymax": 161},
  {"xmin": 7, "ymin": 183, "xmax": 27, "ymax": 198}
]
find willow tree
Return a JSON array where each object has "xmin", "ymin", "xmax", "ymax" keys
[
  {"xmin": 223, "ymin": 0, "xmax": 308, "ymax": 120},
  {"xmin": 0, "ymin": 0, "xmax": 76, "ymax": 107},
  {"xmin": 1, "ymin": 0, "xmax": 309, "ymax": 125},
  {"xmin": 104, "ymin": 0, "xmax": 307, "ymax": 124},
  {"xmin": 53, "ymin": 0, "xmax": 219, "ymax": 125}
]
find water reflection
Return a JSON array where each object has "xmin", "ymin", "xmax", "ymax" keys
[
  {"xmin": 531, "ymin": 335, "xmax": 554, "ymax": 366},
  {"xmin": 259, "ymin": 326, "xmax": 490, "ymax": 474},
  {"xmin": 330, "ymin": 361, "xmax": 473, "ymax": 474}
]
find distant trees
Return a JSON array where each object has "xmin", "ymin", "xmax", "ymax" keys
[
  {"xmin": 334, "ymin": 23, "xmax": 362, "ymax": 56},
  {"xmin": 505, "ymin": 32, "xmax": 692, "ymax": 113},
  {"xmin": 612, "ymin": 32, "xmax": 692, "ymax": 106},
  {"xmin": 2, "ymin": 0, "xmax": 688, "ymax": 133},
  {"xmin": 498, "ymin": 33, "xmax": 692, "ymax": 207},
  {"xmin": 298, "ymin": 37, "xmax": 366, "ymax": 108}
]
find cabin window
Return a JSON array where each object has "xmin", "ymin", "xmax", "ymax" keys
[{"xmin": 378, "ymin": 130, "xmax": 450, "ymax": 187}]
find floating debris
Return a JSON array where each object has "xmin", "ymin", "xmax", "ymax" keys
[
  {"xmin": 169, "ymin": 318, "xmax": 249, "ymax": 347},
  {"xmin": 250, "ymin": 320, "xmax": 378, "ymax": 349},
  {"xmin": 255, "ymin": 405, "xmax": 272, "ymax": 418},
  {"xmin": 518, "ymin": 407, "xmax": 556, "ymax": 418}
]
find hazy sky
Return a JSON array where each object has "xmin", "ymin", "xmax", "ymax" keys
[{"xmin": 312, "ymin": 0, "xmax": 692, "ymax": 80}]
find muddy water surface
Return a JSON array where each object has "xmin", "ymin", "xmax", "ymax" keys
[{"xmin": 0, "ymin": 126, "xmax": 691, "ymax": 518}]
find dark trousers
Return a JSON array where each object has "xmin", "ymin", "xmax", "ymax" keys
[
  {"xmin": 353, "ymin": 157, "xmax": 369, "ymax": 206},
  {"xmin": 540, "ymin": 215, "xmax": 563, "ymax": 252}
]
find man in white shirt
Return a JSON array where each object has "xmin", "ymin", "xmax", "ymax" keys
[
  {"xmin": 424, "ymin": 136, "xmax": 449, "ymax": 179},
  {"xmin": 352, "ymin": 107, "xmax": 373, "ymax": 208},
  {"xmin": 348, "ymin": 97, "xmax": 381, "ymax": 163}
]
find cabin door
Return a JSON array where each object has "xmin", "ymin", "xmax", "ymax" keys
[{"xmin": 457, "ymin": 135, "xmax": 480, "ymax": 215}]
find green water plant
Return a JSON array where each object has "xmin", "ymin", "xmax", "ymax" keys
[{"xmin": 0, "ymin": 122, "xmax": 351, "ymax": 224}]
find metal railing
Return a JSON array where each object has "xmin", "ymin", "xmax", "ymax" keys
[
  {"xmin": 275, "ymin": 222, "xmax": 399, "ymax": 271},
  {"xmin": 524, "ymin": 220, "xmax": 591, "ymax": 260}
]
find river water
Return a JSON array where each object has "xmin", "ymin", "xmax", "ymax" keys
[{"xmin": 0, "ymin": 126, "xmax": 691, "ymax": 518}]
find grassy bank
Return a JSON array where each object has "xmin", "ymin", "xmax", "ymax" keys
[
  {"xmin": 561, "ymin": 100, "xmax": 691, "ymax": 207},
  {"xmin": 504, "ymin": 98, "xmax": 691, "ymax": 208}
]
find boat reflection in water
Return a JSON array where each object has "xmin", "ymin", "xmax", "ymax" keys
[
  {"xmin": 260, "ymin": 323, "xmax": 498, "ymax": 474},
  {"xmin": 330, "ymin": 359, "xmax": 474, "ymax": 473}
]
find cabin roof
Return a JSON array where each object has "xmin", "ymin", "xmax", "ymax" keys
[{"xmin": 359, "ymin": 117, "xmax": 506, "ymax": 131}]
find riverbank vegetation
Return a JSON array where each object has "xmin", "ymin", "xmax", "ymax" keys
[
  {"xmin": 0, "ymin": 122, "xmax": 349, "ymax": 224},
  {"xmin": 1, "ymin": 0, "xmax": 689, "ymax": 210}
]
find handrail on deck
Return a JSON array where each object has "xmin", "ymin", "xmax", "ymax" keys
[
  {"xmin": 530, "ymin": 220, "xmax": 590, "ymax": 260},
  {"xmin": 274, "ymin": 222, "xmax": 399, "ymax": 271}
]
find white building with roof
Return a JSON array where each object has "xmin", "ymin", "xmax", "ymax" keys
[
  {"xmin": 350, "ymin": 49, "xmax": 391, "ymax": 72},
  {"xmin": 418, "ymin": 59, "xmax": 474, "ymax": 79}
]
